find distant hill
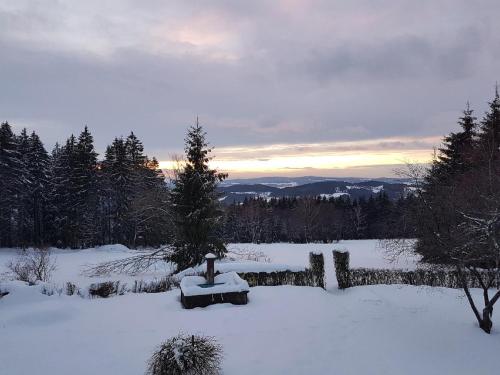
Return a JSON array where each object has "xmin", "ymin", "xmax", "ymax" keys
[{"xmin": 218, "ymin": 177, "xmax": 413, "ymax": 204}]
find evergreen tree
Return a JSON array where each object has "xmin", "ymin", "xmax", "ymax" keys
[
  {"xmin": 478, "ymin": 86, "xmax": 500, "ymax": 160},
  {"xmin": 125, "ymin": 133, "xmax": 170, "ymax": 247},
  {"xmin": 101, "ymin": 138, "xmax": 132, "ymax": 243},
  {"xmin": 74, "ymin": 126, "xmax": 99, "ymax": 246},
  {"xmin": 170, "ymin": 121, "xmax": 227, "ymax": 270},
  {"xmin": 438, "ymin": 103, "xmax": 477, "ymax": 175},
  {"xmin": 0, "ymin": 122, "xmax": 25, "ymax": 246},
  {"xmin": 14, "ymin": 129, "xmax": 50, "ymax": 246},
  {"xmin": 413, "ymin": 89, "xmax": 500, "ymax": 333},
  {"xmin": 16, "ymin": 128, "xmax": 33, "ymax": 246},
  {"xmin": 47, "ymin": 135, "xmax": 80, "ymax": 247},
  {"xmin": 27, "ymin": 131, "xmax": 49, "ymax": 245},
  {"xmin": 126, "ymin": 132, "xmax": 146, "ymax": 167}
]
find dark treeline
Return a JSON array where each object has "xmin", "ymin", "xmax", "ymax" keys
[
  {"xmin": 223, "ymin": 193, "xmax": 417, "ymax": 243},
  {"xmin": 0, "ymin": 123, "xmax": 170, "ymax": 249}
]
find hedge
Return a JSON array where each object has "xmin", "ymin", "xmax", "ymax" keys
[
  {"xmin": 333, "ymin": 250, "xmax": 494, "ymax": 289},
  {"xmin": 333, "ymin": 250, "xmax": 350, "ymax": 289},
  {"xmin": 215, "ymin": 252, "xmax": 326, "ymax": 289}
]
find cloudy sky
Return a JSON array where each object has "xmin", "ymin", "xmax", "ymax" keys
[{"xmin": 1, "ymin": 1, "xmax": 499, "ymax": 178}]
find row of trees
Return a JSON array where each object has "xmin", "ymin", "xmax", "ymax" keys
[
  {"xmin": 0, "ymin": 123, "xmax": 170, "ymax": 249},
  {"xmin": 412, "ymin": 90, "xmax": 500, "ymax": 333},
  {"xmin": 223, "ymin": 193, "xmax": 417, "ymax": 243}
]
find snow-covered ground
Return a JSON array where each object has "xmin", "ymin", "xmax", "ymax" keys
[
  {"xmin": 0, "ymin": 244, "xmax": 175, "ymax": 290},
  {"xmin": 1, "ymin": 282, "xmax": 499, "ymax": 375},
  {"xmin": 0, "ymin": 240, "xmax": 419, "ymax": 290},
  {"xmin": 2, "ymin": 241, "xmax": 499, "ymax": 375}
]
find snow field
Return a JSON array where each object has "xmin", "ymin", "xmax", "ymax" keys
[
  {"xmin": 1, "ymin": 283, "xmax": 499, "ymax": 375},
  {"xmin": 2, "ymin": 240, "xmax": 497, "ymax": 375}
]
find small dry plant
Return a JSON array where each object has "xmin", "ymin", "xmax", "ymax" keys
[{"xmin": 7, "ymin": 248, "xmax": 57, "ymax": 285}]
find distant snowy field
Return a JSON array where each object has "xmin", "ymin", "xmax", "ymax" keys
[{"xmin": 1, "ymin": 241, "xmax": 499, "ymax": 375}]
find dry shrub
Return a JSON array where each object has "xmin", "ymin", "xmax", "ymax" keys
[
  {"xmin": 132, "ymin": 276, "xmax": 177, "ymax": 293},
  {"xmin": 226, "ymin": 248, "xmax": 271, "ymax": 263},
  {"xmin": 7, "ymin": 248, "xmax": 57, "ymax": 285},
  {"xmin": 146, "ymin": 334, "xmax": 223, "ymax": 375},
  {"xmin": 66, "ymin": 282, "xmax": 78, "ymax": 296},
  {"xmin": 88, "ymin": 281, "xmax": 125, "ymax": 298}
]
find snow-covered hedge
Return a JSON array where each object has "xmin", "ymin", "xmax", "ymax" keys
[
  {"xmin": 176, "ymin": 252, "xmax": 326, "ymax": 289},
  {"xmin": 333, "ymin": 250, "xmax": 350, "ymax": 289},
  {"xmin": 309, "ymin": 252, "xmax": 325, "ymax": 289},
  {"xmin": 348, "ymin": 268, "xmax": 493, "ymax": 289},
  {"xmin": 333, "ymin": 250, "xmax": 494, "ymax": 289},
  {"xmin": 87, "ymin": 277, "xmax": 177, "ymax": 298},
  {"xmin": 215, "ymin": 252, "xmax": 324, "ymax": 289}
]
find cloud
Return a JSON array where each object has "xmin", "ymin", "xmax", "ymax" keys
[
  {"xmin": 159, "ymin": 136, "xmax": 437, "ymax": 177},
  {"xmin": 0, "ymin": 0, "xmax": 499, "ymax": 177}
]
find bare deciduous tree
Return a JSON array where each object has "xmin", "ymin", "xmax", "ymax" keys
[{"xmin": 83, "ymin": 246, "xmax": 173, "ymax": 276}]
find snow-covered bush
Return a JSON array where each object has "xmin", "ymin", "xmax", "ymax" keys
[
  {"xmin": 309, "ymin": 252, "xmax": 325, "ymax": 289},
  {"xmin": 146, "ymin": 334, "xmax": 223, "ymax": 375},
  {"xmin": 333, "ymin": 250, "xmax": 350, "ymax": 289},
  {"xmin": 348, "ymin": 267, "xmax": 494, "ymax": 289},
  {"xmin": 7, "ymin": 248, "xmax": 57, "ymax": 285}
]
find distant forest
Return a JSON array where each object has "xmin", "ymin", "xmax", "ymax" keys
[{"xmin": 222, "ymin": 194, "xmax": 417, "ymax": 243}]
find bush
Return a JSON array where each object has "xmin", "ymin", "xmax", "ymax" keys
[
  {"xmin": 7, "ymin": 248, "xmax": 57, "ymax": 285},
  {"xmin": 309, "ymin": 252, "xmax": 325, "ymax": 289},
  {"xmin": 88, "ymin": 281, "xmax": 125, "ymax": 298},
  {"xmin": 332, "ymin": 250, "xmax": 493, "ymax": 289},
  {"xmin": 132, "ymin": 276, "xmax": 177, "ymax": 293},
  {"xmin": 349, "ymin": 267, "xmax": 492, "ymax": 289},
  {"xmin": 40, "ymin": 284, "xmax": 63, "ymax": 296},
  {"xmin": 333, "ymin": 250, "xmax": 350, "ymax": 289},
  {"xmin": 66, "ymin": 282, "xmax": 78, "ymax": 296},
  {"xmin": 0, "ymin": 286, "xmax": 8, "ymax": 298},
  {"xmin": 146, "ymin": 334, "xmax": 223, "ymax": 375},
  {"xmin": 237, "ymin": 270, "xmax": 317, "ymax": 287}
]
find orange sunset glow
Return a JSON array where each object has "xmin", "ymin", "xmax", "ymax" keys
[{"xmin": 159, "ymin": 136, "xmax": 438, "ymax": 177}]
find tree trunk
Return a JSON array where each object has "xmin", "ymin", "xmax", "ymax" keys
[{"xmin": 481, "ymin": 307, "xmax": 493, "ymax": 333}]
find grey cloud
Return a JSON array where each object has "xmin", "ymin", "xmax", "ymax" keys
[
  {"xmin": 0, "ymin": 1, "xmax": 499, "ymax": 168},
  {"xmin": 299, "ymin": 30, "xmax": 482, "ymax": 83}
]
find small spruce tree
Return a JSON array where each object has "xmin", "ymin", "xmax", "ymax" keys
[{"xmin": 170, "ymin": 120, "xmax": 227, "ymax": 270}]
